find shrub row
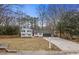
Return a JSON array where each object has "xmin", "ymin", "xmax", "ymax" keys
[{"xmin": 0, "ymin": 26, "xmax": 19, "ymax": 35}]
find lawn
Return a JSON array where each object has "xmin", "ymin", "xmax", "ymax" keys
[{"xmin": 0, "ymin": 37, "xmax": 60, "ymax": 51}]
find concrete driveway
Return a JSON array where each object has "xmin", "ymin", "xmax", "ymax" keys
[{"xmin": 44, "ymin": 37, "xmax": 79, "ymax": 51}]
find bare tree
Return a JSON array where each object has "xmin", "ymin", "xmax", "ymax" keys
[
  {"xmin": 46, "ymin": 5, "xmax": 69, "ymax": 37},
  {"xmin": 37, "ymin": 5, "xmax": 47, "ymax": 33}
]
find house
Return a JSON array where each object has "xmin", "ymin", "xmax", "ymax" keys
[
  {"xmin": 20, "ymin": 22, "xmax": 33, "ymax": 37},
  {"xmin": 34, "ymin": 32, "xmax": 43, "ymax": 37}
]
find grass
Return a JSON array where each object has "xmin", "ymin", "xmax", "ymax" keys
[{"xmin": 0, "ymin": 37, "xmax": 60, "ymax": 51}]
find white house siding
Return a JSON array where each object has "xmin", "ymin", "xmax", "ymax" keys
[
  {"xmin": 21, "ymin": 28, "xmax": 32, "ymax": 37},
  {"xmin": 20, "ymin": 22, "xmax": 33, "ymax": 37},
  {"xmin": 34, "ymin": 33, "xmax": 43, "ymax": 37}
]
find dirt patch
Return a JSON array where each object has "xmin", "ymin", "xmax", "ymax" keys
[{"xmin": 70, "ymin": 38, "xmax": 79, "ymax": 43}]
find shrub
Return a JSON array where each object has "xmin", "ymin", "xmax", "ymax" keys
[{"xmin": 0, "ymin": 25, "xmax": 19, "ymax": 35}]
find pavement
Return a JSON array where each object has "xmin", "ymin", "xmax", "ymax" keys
[
  {"xmin": 1, "ymin": 51, "xmax": 79, "ymax": 55},
  {"xmin": 44, "ymin": 37, "xmax": 79, "ymax": 51}
]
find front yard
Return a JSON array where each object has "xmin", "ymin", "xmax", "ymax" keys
[{"xmin": 0, "ymin": 37, "xmax": 60, "ymax": 51}]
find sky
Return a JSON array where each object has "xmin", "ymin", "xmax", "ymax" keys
[
  {"xmin": 18, "ymin": 4, "xmax": 39, "ymax": 17},
  {"xmin": 8, "ymin": 4, "xmax": 79, "ymax": 27},
  {"xmin": 11, "ymin": 4, "xmax": 79, "ymax": 17},
  {"xmin": 11, "ymin": 4, "xmax": 39, "ymax": 17}
]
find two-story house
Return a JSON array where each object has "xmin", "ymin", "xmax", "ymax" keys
[{"xmin": 20, "ymin": 22, "xmax": 32, "ymax": 37}]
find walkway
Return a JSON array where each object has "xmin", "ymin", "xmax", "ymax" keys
[{"xmin": 44, "ymin": 37, "xmax": 79, "ymax": 51}]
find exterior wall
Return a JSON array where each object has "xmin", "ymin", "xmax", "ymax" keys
[
  {"xmin": 20, "ymin": 23, "xmax": 32, "ymax": 37},
  {"xmin": 34, "ymin": 33, "xmax": 43, "ymax": 37},
  {"xmin": 21, "ymin": 28, "xmax": 32, "ymax": 37}
]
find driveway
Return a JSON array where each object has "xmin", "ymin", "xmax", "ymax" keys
[{"xmin": 44, "ymin": 37, "xmax": 79, "ymax": 51}]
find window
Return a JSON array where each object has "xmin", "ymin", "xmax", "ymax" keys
[
  {"xmin": 23, "ymin": 26, "xmax": 26, "ymax": 28},
  {"xmin": 27, "ymin": 30, "xmax": 31, "ymax": 32},
  {"xmin": 22, "ymin": 34, "xmax": 25, "ymax": 35},
  {"xmin": 28, "ymin": 34, "xmax": 31, "ymax": 36},
  {"xmin": 21, "ymin": 30, "xmax": 25, "ymax": 32}
]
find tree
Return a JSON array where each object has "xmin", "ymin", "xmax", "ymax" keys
[
  {"xmin": 0, "ymin": 5, "xmax": 22, "ymax": 35},
  {"xmin": 56, "ymin": 11, "xmax": 79, "ymax": 39},
  {"xmin": 37, "ymin": 5, "xmax": 47, "ymax": 33},
  {"xmin": 46, "ymin": 5, "xmax": 58, "ymax": 35},
  {"xmin": 30, "ymin": 17, "xmax": 38, "ymax": 35}
]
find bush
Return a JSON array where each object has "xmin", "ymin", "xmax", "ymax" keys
[{"xmin": 0, "ymin": 25, "xmax": 19, "ymax": 35}]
